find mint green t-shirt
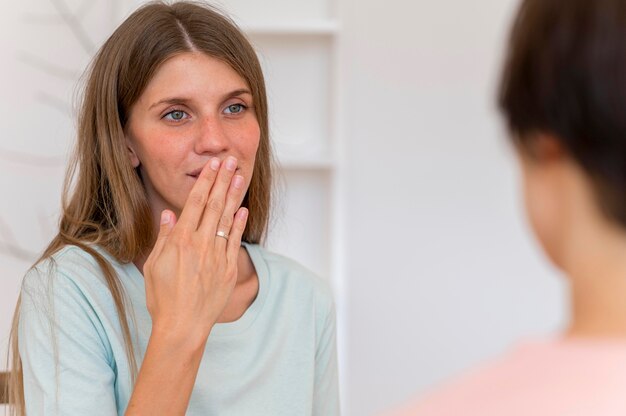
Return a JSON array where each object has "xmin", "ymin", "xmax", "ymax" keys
[{"xmin": 18, "ymin": 243, "xmax": 339, "ymax": 415}]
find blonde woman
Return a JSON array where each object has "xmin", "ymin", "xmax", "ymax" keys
[{"xmin": 6, "ymin": 2, "xmax": 339, "ymax": 415}]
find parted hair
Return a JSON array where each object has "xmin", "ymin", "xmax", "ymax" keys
[
  {"xmin": 499, "ymin": 0, "xmax": 626, "ymax": 228},
  {"xmin": 6, "ymin": 2, "xmax": 272, "ymax": 414}
]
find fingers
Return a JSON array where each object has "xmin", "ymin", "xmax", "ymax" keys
[
  {"xmin": 171, "ymin": 155, "xmax": 243, "ymax": 251},
  {"xmin": 226, "ymin": 207, "xmax": 248, "ymax": 262},
  {"xmin": 200, "ymin": 172, "xmax": 246, "ymax": 237},
  {"xmin": 197, "ymin": 156, "xmax": 239, "ymax": 238},
  {"xmin": 176, "ymin": 157, "xmax": 221, "ymax": 231},
  {"xmin": 222, "ymin": 175, "xmax": 248, "ymax": 227}
]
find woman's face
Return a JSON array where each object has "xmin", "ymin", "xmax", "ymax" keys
[{"xmin": 125, "ymin": 52, "xmax": 260, "ymax": 218}]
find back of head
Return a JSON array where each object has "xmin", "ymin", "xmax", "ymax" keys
[{"xmin": 499, "ymin": 0, "xmax": 626, "ymax": 228}]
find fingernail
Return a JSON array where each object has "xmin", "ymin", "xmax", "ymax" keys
[
  {"xmin": 238, "ymin": 208, "xmax": 249, "ymax": 220},
  {"xmin": 233, "ymin": 175, "xmax": 244, "ymax": 189},
  {"xmin": 160, "ymin": 210, "xmax": 170, "ymax": 224},
  {"xmin": 210, "ymin": 158, "xmax": 220, "ymax": 171},
  {"xmin": 225, "ymin": 157, "xmax": 237, "ymax": 171}
]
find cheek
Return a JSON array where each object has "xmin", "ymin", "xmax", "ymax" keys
[
  {"xmin": 238, "ymin": 123, "xmax": 261, "ymax": 192},
  {"xmin": 236, "ymin": 120, "xmax": 261, "ymax": 162},
  {"xmin": 135, "ymin": 125, "xmax": 189, "ymax": 168},
  {"xmin": 523, "ymin": 171, "xmax": 562, "ymax": 265}
]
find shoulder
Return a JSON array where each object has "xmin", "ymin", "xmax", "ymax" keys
[
  {"xmin": 384, "ymin": 349, "xmax": 521, "ymax": 416},
  {"xmin": 387, "ymin": 340, "xmax": 626, "ymax": 416},
  {"xmin": 25, "ymin": 245, "xmax": 100, "ymax": 284},
  {"xmin": 21, "ymin": 245, "xmax": 122, "ymax": 305}
]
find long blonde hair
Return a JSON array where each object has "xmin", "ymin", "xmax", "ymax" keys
[{"xmin": 6, "ymin": 2, "xmax": 272, "ymax": 414}]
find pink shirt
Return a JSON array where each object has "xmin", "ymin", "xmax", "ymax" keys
[{"xmin": 386, "ymin": 338, "xmax": 626, "ymax": 416}]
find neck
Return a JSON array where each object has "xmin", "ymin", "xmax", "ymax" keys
[{"xmin": 563, "ymin": 219, "xmax": 626, "ymax": 340}]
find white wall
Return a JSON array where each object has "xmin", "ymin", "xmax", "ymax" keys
[{"xmin": 339, "ymin": 0, "xmax": 568, "ymax": 414}]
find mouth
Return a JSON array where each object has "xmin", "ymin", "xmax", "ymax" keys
[{"xmin": 187, "ymin": 165, "xmax": 241, "ymax": 179}]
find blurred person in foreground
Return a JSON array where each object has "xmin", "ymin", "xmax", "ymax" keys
[{"xmin": 387, "ymin": 0, "xmax": 626, "ymax": 414}]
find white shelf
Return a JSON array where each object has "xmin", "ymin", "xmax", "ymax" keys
[
  {"xmin": 241, "ymin": 20, "xmax": 339, "ymax": 36},
  {"xmin": 277, "ymin": 156, "xmax": 335, "ymax": 171}
]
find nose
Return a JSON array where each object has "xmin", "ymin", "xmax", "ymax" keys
[{"xmin": 193, "ymin": 115, "xmax": 230, "ymax": 156}]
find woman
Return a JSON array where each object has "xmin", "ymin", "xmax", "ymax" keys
[
  {"xmin": 387, "ymin": 0, "xmax": 626, "ymax": 414},
  {"xmin": 6, "ymin": 2, "xmax": 339, "ymax": 415}
]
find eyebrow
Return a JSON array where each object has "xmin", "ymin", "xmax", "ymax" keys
[{"xmin": 149, "ymin": 88, "xmax": 253, "ymax": 110}]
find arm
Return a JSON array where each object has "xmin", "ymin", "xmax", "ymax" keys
[
  {"xmin": 123, "ymin": 327, "xmax": 206, "ymax": 415},
  {"xmin": 125, "ymin": 157, "xmax": 247, "ymax": 415}
]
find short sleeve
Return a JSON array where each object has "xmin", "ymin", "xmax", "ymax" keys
[
  {"xmin": 313, "ymin": 287, "xmax": 340, "ymax": 416},
  {"xmin": 18, "ymin": 263, "xmax": 119, "ymax": 415}
]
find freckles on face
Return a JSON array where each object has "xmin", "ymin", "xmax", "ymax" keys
[{"xmin": 124, "ymin": 52, "xmax": 261, "ymax": 215}]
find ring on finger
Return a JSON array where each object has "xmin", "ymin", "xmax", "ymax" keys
[{"xmin": 216, "ymin": 230, "xmax": 229, "ymax": 241}]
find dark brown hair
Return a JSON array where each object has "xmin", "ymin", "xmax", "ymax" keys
[
  {"xmin": 499, "ymin": 0, "xmax": 626, "ymax": 227},
  {"xmin": 6, "ymin": 2, "xmax": 272, "ymax": 414}
]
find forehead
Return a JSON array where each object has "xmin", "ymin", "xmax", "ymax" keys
[{"xmin": 138, "ymin": 52, "xmax": 249, "ymax": 103}]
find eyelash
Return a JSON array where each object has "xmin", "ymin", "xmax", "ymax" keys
[
  {"xmin": 224, "ymin": 103, "xmax": 247, "ymax": 114},
  {"xmin": 162, "ymin": 109, "xmax": 189, "ymax": 122},
  {"xmin": 161, "ymin": 103, "xmax": 249, "ymax": 123}
]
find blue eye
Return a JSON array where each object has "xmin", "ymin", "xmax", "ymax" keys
[
  {"xmin": 163, "ymin": 110, "xmax": 188, "ymax": 121},
  {"xmin": 224, "ymin": 104, "xmax": 245, "ymax": 114}
]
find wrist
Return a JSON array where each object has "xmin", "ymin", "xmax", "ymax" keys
[{"xmin": 150, "ymin": 321, "xmax": 212, "ymax": 356}]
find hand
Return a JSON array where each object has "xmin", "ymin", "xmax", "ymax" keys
[{"xmin": 142, "ymin": 156, "xmax": 248, "ymax": 348}]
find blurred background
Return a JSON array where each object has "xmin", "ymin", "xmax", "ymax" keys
[{"xmin": 0, "ymin": 0, "xmax": 568, "ymax": 414}]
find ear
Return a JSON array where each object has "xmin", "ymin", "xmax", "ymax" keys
[
  {"xmin": 526, "ymin": 132, "xmax": 565, "ymax": 162},
  {"xmin": 125, "ymin": 136, "xmax": 141, "ymax": 168}
]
